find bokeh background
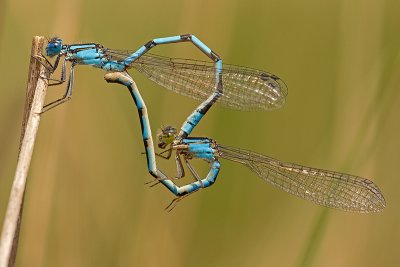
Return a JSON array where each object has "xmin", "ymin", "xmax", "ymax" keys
[{"xmin": 0, "ymin": 0, "xmax": 399, "ymax": 266}]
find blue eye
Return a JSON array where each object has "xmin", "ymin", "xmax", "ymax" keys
[{"xmin": 46, "ymin": 37, "xmax": 63, "ymax": 57}]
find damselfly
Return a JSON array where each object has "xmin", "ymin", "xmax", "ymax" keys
[
  {"xmin": 38, "ymin": 34, "xmax": 287, "ymax": 121},
  {"xmin": 155, "ymin": 125, "xmax": 386, "ymax": 213},
  {"xmin": 104, "ymin": 72, "xmax": 385, "ymax": 213}
]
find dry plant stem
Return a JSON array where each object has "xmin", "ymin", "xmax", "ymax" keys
[{"xmin": 0, "ymin": 36, "xmax": 49, "ymax": 267}]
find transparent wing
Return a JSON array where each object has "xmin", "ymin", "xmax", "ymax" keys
[
  {"xmin": 218, "ymin": 145, "xmax": 385, "ymax": 212},
  {"xmin": 106, "ymin": 50, "xmax": 287, "ymax": 111}
]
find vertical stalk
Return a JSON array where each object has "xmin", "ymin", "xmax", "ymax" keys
[{"xmin": 0, "ymin": 36, "xmax": 49, "ymax": 267}]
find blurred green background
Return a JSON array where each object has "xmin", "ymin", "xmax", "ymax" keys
[{"xmin": 0, "ymin": 0, "xmax": 399, "ymax": 266}]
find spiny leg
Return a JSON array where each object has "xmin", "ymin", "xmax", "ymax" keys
[
  {"xmin": 32, "ymin": 53, "xmax": 66, "ymax": 85},
  {"xmin": 155, "ymin": 147, "xmax": 173, "ymax": 160},
  {"xmin": 184, "ymin": 158, "xmax": 204, "ymax": 187},
  {"xmin": 154, "ymin": 147, "xmax": 184, "ymax": 180},
  {"xmin": 174, "ymin": 152, "xmax": 185, "ymax": 179},
  {"xmin": 45, "ymin": 58, "xmax": 67, "ymax": 86},
  {"xmin": 32, "ymin": 53, "xmax": 58, "ymax": 72},
  {"xmin": 41, "ymin": 63, "xmax": 75, "ymax": 113},
  {"xmin": 33, "ymin": 49, "xmax": 77, "ymax": 113},
  {"xmin": 154, "ymin": 147, "xmax": 191, "ymax": 181},
  {"xmin": 165, "ymin": 193, "xmax": 193, "ymax": 212},
  {"xmin": 154, "ymin": 149, "xmax": 186, "ymax": 180},
  {"xmin": 144, "ymin": 179, "xmax": 161, "ymax": 187}
]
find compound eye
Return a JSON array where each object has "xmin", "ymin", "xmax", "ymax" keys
[
  {"xmin": 158, "ymin": 142, "xmax": 167, "ymax": 149},
  {"xmin": 46, "ymin": 38, "xmax": 63, "ymax": 57},
  {"xmin": 162, "ymin": 125, "xmax": 177, "ymax": 135}
]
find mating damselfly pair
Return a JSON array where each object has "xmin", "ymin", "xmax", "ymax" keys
[{"xmin": 37, "ymin": 34, "xmax": 385, "ymax": 212}]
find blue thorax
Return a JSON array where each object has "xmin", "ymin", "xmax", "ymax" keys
[
  {"xmin": 45, "ymin": 37, "xmax": 126, "ymax": 71},
  {"xmin": 184, "ymin": 138, "xmax": 216, "ymax": 162}
]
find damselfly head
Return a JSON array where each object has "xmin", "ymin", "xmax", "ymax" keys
[
  {"xmin": 46, "ymin": 37, "xmax": 63, "ymax": 57},
  {"xmin": 157, "ymin": 125, "xmax": 177, "ymax": 148}
]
